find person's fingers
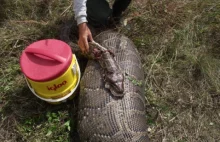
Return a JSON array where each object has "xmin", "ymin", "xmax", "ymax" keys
[
  {"xmin": 77, "ymin": 23, "xmax": 93, "ymax": 54},
  {"xmin": 88, "ymin": 32, "xmax": 93, "ymax": 42},
  {"xmin": 83, "ymin": 37, "xmax": 89, "ymax": 53},
  {"xmin": 78, "ymin": 39, "xmax": 86, "ymax": 54}
]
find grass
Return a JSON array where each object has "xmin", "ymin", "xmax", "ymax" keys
[{"xmin": 0, "ymin": 0, "xmax": 220, "ymax": 141}]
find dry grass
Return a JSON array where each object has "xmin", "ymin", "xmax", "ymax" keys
[
  {"xmin": 121, "ymin": 0, "xmax": 220, "ymax": 141},
  {"xmin": 0, "ymin": 0, "xmax": 220, "ymax": 141}
]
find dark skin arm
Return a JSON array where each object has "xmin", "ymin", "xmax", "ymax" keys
[{"xmin": 78, "ymin": 23, "xmax": 93, "ymax": 54}]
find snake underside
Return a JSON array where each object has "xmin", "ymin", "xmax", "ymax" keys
[{"xmin": 78, "ymin": 31, "xmax": 149, "ymax": 142}]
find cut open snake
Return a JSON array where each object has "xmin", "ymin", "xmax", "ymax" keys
[{"xmin": 60, "ymin": 19, "xmax": 149, "ymax": 142}]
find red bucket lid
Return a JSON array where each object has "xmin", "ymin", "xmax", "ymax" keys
[{"xmin": 20, "ymin": 39, "xmax": 72, "ymax": 82}]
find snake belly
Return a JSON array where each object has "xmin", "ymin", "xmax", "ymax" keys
[{"xmin": 78, "ymin": 31, "xmax": 149, "ymax": 142}]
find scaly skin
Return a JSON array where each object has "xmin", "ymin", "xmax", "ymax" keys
[
  {"xmin": 89, "ymin": 41, "xmax": 124, "ymax": 97},
  {"xmin": 78, "ymin": 31, "xmax": 150, "ymax": 142}
]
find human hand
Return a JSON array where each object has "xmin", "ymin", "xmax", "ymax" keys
[{"xmin": 78, "ymin": 23, "xmax": 93, "ymax": 54}]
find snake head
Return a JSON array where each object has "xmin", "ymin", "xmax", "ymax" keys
[
  {"xmin": 112, "ymin": 81, "xmax": 124, "ymax": 93},
  {"xmin": 105, "ymin": 73, "xmax": 124, "ymax": 97},
  {"xmin": 105, "ymin": 81, "xmax": 124, "ymax": 97}
]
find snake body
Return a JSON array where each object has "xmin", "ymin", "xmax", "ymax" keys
[{"xmin": 78, "ymin": 31, "xmax": 149, "ymax": 142}]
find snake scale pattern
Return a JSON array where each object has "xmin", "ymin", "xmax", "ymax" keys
[{"xmin": 78, "ymin": 31, "xmax": 149, "ymax": 142}]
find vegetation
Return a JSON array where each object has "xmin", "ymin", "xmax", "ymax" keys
[{"xmin": 0, "ymin": 0, "xmax": 219, "ymax": 141}]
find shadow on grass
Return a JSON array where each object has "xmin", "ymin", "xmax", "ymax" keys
[
  {"xmin": 1, "ymin": 84, "xmax": 80, "ymax": 141},
  {"xmin": 0, "ymin": 0, "xmax": 6, "ymax": 25}
]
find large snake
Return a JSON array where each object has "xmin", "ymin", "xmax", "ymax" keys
[{"xmin": 60, "ymin": 20, "xmax": 150, "ymax": 142}]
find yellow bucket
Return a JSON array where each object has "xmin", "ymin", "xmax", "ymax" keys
[{"xmin": 20, "ymin": 39, "xmax": 80, "ymax": 103}]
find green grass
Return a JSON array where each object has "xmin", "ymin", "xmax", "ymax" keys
[
  {"xmin": 0, "ymin": 1, "xmax": 75, "ymax": 141},
  {"xmin": 0, "ymin": 0, "xmax": 220, "ymax": 141}
]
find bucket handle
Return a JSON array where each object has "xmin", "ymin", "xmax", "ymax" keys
[{"xmin": 25, "ymin": 48, "xmax": 66, "ymax": 63}]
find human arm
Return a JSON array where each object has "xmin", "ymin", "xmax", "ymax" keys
[
  {"xmin": 73, "ymin": 0, "xmax": 93, "ymax": 53},
  {"xmin": 73, "ymin": 0, "xmax": 87, "ymax": 25},
  {"xmin": 78, "ymin": 23, "xmax": 93, "ymax": 54}
]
